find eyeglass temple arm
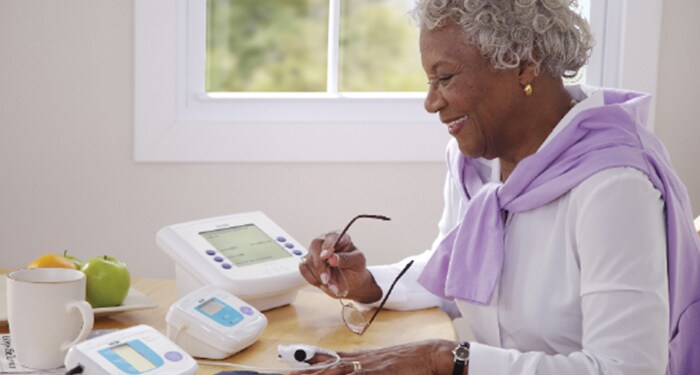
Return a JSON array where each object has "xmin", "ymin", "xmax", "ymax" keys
[
  {"xmin": 363, "ymin": 259, "xmax": 415, "ymax": 331},
  {"xmin": 336, "ymin": 214, "xmax": 391, "ymax": 244}
]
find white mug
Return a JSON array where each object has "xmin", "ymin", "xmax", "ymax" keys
[{"xmin": 6, "ymin": 268, "xmax": 94, "ymax": 370}]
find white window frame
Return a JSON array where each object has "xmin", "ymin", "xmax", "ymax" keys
[
  {"xmin": 134, "ymin": 0, "xmax": 662, "ymax": 162},
  {"xmin": 586, "ymin": 0, "xmax": 663, "ymax": 130}
]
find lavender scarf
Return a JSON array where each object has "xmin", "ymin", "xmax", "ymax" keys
[{"xmin": 417, "ymin": 88, "xmax": 700, "ymax": 373}]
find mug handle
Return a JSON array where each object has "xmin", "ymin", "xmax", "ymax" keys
[{"xmin": 61, "ymin": 301, "xmax": 94, "ymax": 351}]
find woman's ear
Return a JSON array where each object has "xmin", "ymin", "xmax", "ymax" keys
[
  {"xmin": 518, "ymin": 61, "xmax": 538, "ymax": 87},
  {"xmin": 518, "ymin": 45, "xmax": 541, "ymax": 86}
]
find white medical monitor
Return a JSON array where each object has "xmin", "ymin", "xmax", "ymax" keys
[{"xmin": 157, "ymin": 212, "xmax": 307, "ymax": 311}]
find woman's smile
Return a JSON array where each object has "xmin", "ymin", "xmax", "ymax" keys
[{"xmin": 444, "ymin": 115, "xmax": 468, "ymax": 136}]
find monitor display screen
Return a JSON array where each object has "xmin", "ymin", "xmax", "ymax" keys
[
  {"xmin": 198, "ymin": 298, "xmax": 224, "ymax": 316},
  {"xmin": 200, "ymin": 224, "xmax": 291, "ymax": 267},
  {"xmin": 112, "ymin": 344, "xmax": 156, "ymax": 372}
]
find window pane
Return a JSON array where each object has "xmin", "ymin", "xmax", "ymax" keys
[
  {"xmin": 571, "ymin": 0, "xmax": 590, "ymax": 84},
  {"xmin": 206, "ymin": 0, "xmax": 329, "ymax": 92},
  {"xmin": 338, "ymin": 0, "xmax": 424, "ymax": 92}
]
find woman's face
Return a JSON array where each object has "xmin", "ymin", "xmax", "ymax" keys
[{"xmin": 420, "ymin": 22, "xmax": 523, "ymax": 160}]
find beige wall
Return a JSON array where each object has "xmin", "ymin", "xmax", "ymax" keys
[
  {"xmin": 1, "ymin": 1, "xmax": 698, "ymax": 278},
  {"xmin": 655, "ymin": 0, "xmax": 700, "ymax": 216}
]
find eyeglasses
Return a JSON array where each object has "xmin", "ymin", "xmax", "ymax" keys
[
  {"xmin": 340, "ymin": 259, "xmax": 414, "ymax": 335},
  {"xmin": 306, "ymin": 214, "xmax": 390, "ymax": 299},
  {"xmin": 303, "ymin": 214, "xmax": 414, "ymax": 335}
]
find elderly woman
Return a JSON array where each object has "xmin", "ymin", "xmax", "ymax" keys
[{"xmin": 299, "ymin": 0, "xmax": 700, "ymax": 374}]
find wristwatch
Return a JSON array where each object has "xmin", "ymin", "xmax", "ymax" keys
[{"xmin": 451, "ymin": 341, "xmax": 470, "ymax": 375}]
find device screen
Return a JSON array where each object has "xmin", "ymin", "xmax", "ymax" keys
[
  {"xmin": 199, "ymin": 298, "xmax": 225, "ymax": 316},
  {"xmin": 112, "ymin": 343, "xmax": 156, "ymax": 372},
  {"xmin": 200, "ymin": 224, "xmax": 292, "ymax": 267}
]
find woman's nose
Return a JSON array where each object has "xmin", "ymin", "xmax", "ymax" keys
[{"xmin": 424, "ymin": 87, "xmax": 445, "ymax": 113}]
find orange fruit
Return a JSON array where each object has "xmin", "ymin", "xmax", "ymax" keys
[{"xmin": 27, "ymin": 253, "xmax": 78, "ymax": 270}]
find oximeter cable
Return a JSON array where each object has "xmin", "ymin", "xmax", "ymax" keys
[
  {"xmin": 171, "ymin": 320, "xmax": 341, "ymax": 373},
  {"xmin": 197, "ymin": 356, "xmax": 341, "ymax": 373}
]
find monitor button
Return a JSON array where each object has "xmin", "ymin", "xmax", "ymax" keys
[{"xmin": 164, "ymin": 351, "xmax": 183, "ymax": 362}]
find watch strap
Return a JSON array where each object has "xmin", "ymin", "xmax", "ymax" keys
[{"xmin": 451, "ymin": 341, "xmax": 470, "ymax": 375}]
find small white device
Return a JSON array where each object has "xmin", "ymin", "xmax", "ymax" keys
[
  {"xmin": 157, "ymin": 211, "xmax": 307, "ymax": 311},
  {"xmin": 64, "ymin": 324, "xmax": 197, "ymax": 375},
  {"xmin": 277, "ymin": 344, "xmax": 340, "ymax": 368},
  {"xmin": 166, "ymin": 285, "xmax": 267, "ymax": 359}
]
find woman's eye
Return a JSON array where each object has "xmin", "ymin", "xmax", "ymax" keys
[
  {"xmin": 427, "ymin": 73, "xmax": 456, "ymax": 88},
  {"xmin": 438, "ymin": 74, "xmax": 454, "ymax": 85}
]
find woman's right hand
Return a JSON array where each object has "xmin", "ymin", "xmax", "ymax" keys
[{"xmin": 299, "ymin": 231, "xmax": 383, "ymax": 304}]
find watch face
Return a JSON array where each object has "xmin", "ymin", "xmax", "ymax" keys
[{"xmin": 453, "ymin": 343, "xmax": 470, "ymax": 361}]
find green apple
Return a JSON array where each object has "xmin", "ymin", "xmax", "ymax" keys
[
  {"xmin": 63, "ymin": 250, "xmax": 83, "ymax": 269},
  {"xmin": 80, "ymin": 255, "xmax": 131, "ymax": 308}
]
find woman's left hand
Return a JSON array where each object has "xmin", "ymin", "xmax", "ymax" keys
[{"xmin": 290, "ymin": 340, "xmax": 456, "ymax": 375}]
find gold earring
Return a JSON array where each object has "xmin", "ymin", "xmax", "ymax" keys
[{"xmin": 523, "ymin": 83, "xmax": 533, "ymax": 96}]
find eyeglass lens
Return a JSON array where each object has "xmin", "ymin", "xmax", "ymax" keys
[{"xmin": 341, "ymin": 259, "xmax": 414, "ymax": 335}]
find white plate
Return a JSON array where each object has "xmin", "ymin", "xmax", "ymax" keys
[{"xmin": 0, "ymin": 276, "xmax": 159, "ymax": 325}]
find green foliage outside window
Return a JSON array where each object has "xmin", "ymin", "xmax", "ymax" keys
[
  {"xmin": 338, "ymin": 0, "xmax": 424, "ymax": 92},
  {"xmin": 206, "ymin": 0, "xmax": 426, "ymax": 93}
]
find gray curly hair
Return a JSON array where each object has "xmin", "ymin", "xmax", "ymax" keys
[{"xmin": 412, "ymin": 0, "xmax": 595, "ymax": 78}]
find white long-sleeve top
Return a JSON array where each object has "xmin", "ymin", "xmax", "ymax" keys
[{"xmin": 367, "ymin": 86, "xmax": 669, "ymax": 374}]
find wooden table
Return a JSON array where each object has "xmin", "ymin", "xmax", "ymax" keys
[{"xmin": 2, "ymin": 273, "xmax": 456, "ymax": 374}]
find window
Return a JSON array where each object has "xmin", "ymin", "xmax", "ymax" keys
[
  {"xmin": 205, "ymin": 0, "xmax": 425, "ymax": 93},
  {"xmin": 134, "ymin": 0, "xmax": 662, "ymax": 162}
]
